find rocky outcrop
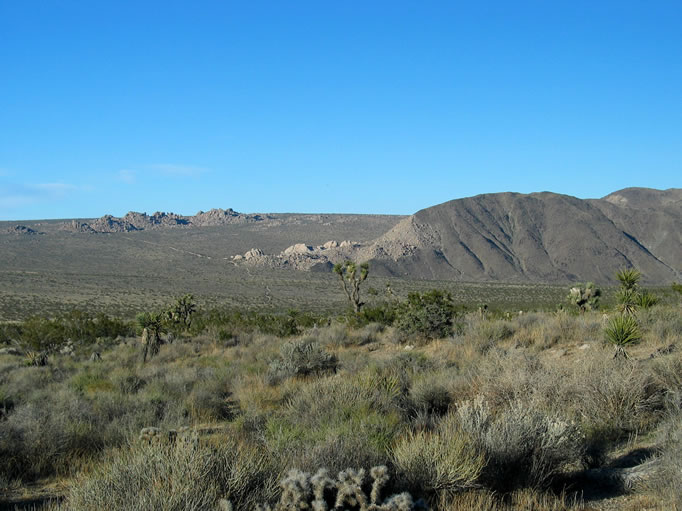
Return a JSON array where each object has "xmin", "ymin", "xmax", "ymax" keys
[
  {"xmin": 233, "ymin": 240, "xmax": 363, "ymax": 271},
  {"xmin": 59, "ymin": 208, "xmax": 263, "ymax": 233},
  {"xmin": 6, "ymin": 225, "xmax": 40, "ymax": 235}
]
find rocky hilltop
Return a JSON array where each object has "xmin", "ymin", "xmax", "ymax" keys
[
  {"xmin": 235, "ymin": 188, "xmax": 681, "ymax": 285},
  {"xmin": 59, "ymin": 208, "xmax": 263, "ymax": 233}
]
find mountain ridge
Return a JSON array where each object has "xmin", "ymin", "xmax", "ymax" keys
[{"xmin": 2, "ymin": 187, "xmax": 679, "ymax": 285}]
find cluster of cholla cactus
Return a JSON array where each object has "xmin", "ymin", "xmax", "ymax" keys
[
  {"xmin": 138, "ymin": 426, "xmax": 198, "ymax": 447},
  {"xmin": 220, "ymin": 465, "xmax": 418, "ymax": 511}
]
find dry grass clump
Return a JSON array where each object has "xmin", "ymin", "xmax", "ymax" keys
[
  {"xmin": 66, "ymin": 439, "xmax": 279, "ymax": 511},
  {"xmin": 439, "ymin": 488, "xmax": 583, "ymax": 511},
  {"xmin": 392, "ymin": 412, "xmax": 485, "ymax": 498},
  {"xmin": 456, "ymin": 397, "xmax": 584, "ymax": 491},
  {"xmin": 643, "ymin": 401, "xmax": 682, "ymax": 509},
  {"xmin": 570, "ymin": 356, "xmax": 666, "ymax": 454},
  {"xmin": 265, "ymin": 373, "xmax": 405, "ymax": 475}
]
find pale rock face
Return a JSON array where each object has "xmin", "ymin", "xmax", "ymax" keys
[
  {"xmin": 322, "ymin": 240, "xmax": 339, "ymax": 249},
  {"xmin": 244, "ymin": 248, "xmax": 265, "ymax": 260},
  {"xmin": 283, "ymin": 243, "xmax": 313, "ymax": 256}
]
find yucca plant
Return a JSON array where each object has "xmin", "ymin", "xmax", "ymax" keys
[
  {"xmin": 616, "ymin": 288, "xmax": 639, "ymax": 316},
  {"xmin": 636, "ymin": 290, "xmax": 659, "ymax": 309},
  {"xmin": 24, "ymin": 350, "xmax": 48, "ymax": 366},
  {"xmin": 604, "ymin": 315, "xmax": 641, "ymax": 359},
  {"xmin": 615, "ymin": 268, "xmax": 641, "ymax": 291}
]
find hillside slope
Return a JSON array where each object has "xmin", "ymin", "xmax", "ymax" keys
[{"xmin": 359, "ymin": 188, "xmax": 681, "ymax": 284}]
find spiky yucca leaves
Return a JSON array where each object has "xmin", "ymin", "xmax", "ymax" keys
[
  {"xmin": 568, "ymin": 282, "xmax": 601, "ymax": 312},
  {"xmin": 637, "ymin": 290, "xmax": 659, "ymax": 309},
  {"xmin": 616, "ymin": 288, "xmax": 639, "ymax": 316},
  {"xmin": 24, "ymin": 350, "xmax": 48, "ymax": 366},
  {"xmin": 604, "ymin": 314, "xmax": 642, "ymax": 359},
  {"xmin": 616, "ymin": 268, "xmax": 641, "ymax": 291}
]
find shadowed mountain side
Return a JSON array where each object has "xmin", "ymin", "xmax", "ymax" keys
[{"xmin": 358, "ymin": 190, "xmax": 681, "ymax": 284}]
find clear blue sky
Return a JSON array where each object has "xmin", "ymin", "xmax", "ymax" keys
[{"xmin": 1, "ymin": 1, "xmax": 680, "ymax": 220}]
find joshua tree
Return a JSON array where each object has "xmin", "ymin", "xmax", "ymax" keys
[
  {"xmin": 137, "ymin": 311, "xmax": 164, "ymax": 363},
  {"xmin": 568, "ymin": 282, "xmax": 601, "ymax": 312},
  {"xmin": 166, "ymin": 293, "xmax": 196, "ymax": 330},
  {"xmin": 333, "ymin": 260, "xmax": 369, "ymax": 313}
]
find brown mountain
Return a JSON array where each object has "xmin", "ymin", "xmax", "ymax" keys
[{"xmin": 359, "ymin": 188, "xmax": 681, "ymax": 285}]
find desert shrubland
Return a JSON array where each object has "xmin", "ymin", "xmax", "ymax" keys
[{"xmin": 1, "ymin": 286, "xmax": 681, "ymax": 509}]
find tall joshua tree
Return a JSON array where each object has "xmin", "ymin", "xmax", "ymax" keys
[
  {"xmin": 167, "ymin": 293, "xmax": 196, "ymax": 329},
  {"xmin": 333, "ymin": 260, "xmax": 369, "ymax": 313},
  {"xmin": 137, "ymin": 311, "xmax": 164, "ymax": 363}
]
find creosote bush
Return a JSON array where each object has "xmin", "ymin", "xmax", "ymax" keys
[
  {"xmin": 396, "ymin": 290, "xmax": 459, "ymax": 340},
  {"xmin": 266, "ymin": 338, "xmax": 338, "ymax": 385}
]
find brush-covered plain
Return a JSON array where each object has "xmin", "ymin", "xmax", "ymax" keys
[{"xmin": 1, "ymin": 286, "xmax": 682, "ymax": 510}]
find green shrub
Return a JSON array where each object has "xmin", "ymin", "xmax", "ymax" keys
[
  {"xmin": 265, "ymin": 375, "xmax": 404, "ymax": 476},
  {"xmin": 266, "ymin": 339, "xmax": 338, "ymax": 385},
  {"xmin": 395, "ymin": 290, "xmax": 458, "ymax": 340}
]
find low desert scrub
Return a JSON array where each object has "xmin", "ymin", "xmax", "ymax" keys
[
  {"xmin": 392, "ymin": 412, "xmax": 485, "ymax": 498},
  {"xmin": 456, "ymin": 397, "xmax": 584, "ymax": 491},
  {"xmin": 265, "ymin": 374, "xmax": 404, "ymax": 475},
  {"xmin": 439, "ymin": 488, "xmax": 583, "ymax": 511},
  {"xmin": 643, "ymin": 400, "xmax": 682, "ymax": 509},
  {"xmin": 266, "ymin": 338, "xmax": 338, "ymax": 385},
  {"xmin": 66, "ymin": 440, "xmax": 279, "ymax": 511},
  {"xmin": 2, "ymin": 302, "xmax": 682, "ymax": 508}
]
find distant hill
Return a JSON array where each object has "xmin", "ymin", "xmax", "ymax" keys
[
  {"xmin": 1, "ymin": 188, "xmax": 679, "ymax": 286},
  {"xmin": 356, "ymin": 188, "xmax": 680, "ymax": 284}
]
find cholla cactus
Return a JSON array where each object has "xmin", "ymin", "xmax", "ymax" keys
[
  {"xmin": 370, "ymin": 466, "xmax": 390, "ymax": 505},
  {"xmin": 334, "ymin": 468, "xmax": 367, "ymax": 509},
  {"xmin": 310, "ymin": 469, "xmax": 335, "ymax": 511},
  {"xmin": 278, "ymin": 469, "xmax": 312, "ymax": 510},
  {"xmin": 260, "ymin": 466, "xmax": 419, "ymax": 511}
]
